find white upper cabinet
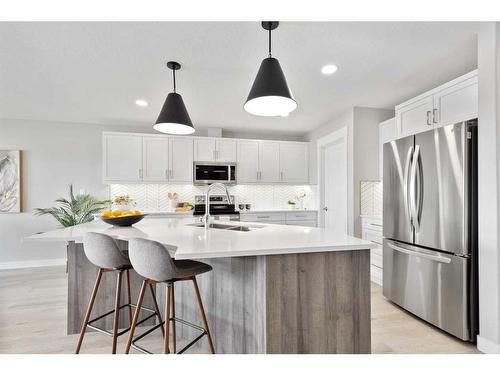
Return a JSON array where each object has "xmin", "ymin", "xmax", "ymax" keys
[
  {"xmin": 237, "ymin": 140, "xmax": 260, "ymax": 183},
  {"xmin": 104, "ymin": 132, "xmax": 310, "ymax": 185},
  {"xmin": 396, "ymin": 95, "xmax": 434, "ymax": 137},
  {"xmin": 103, "ymin": 134, "xmax": 143, "ymax": 182},
  {"xmin": 169, "ymin": 137, "xmax": 193, "ymax": 183},
  {"xmin": 259, "ymin": 142, "xmax": 280, "ymax": 183},
  {"xmin": 395, "ymin": 70, "xmax": 478, "ymax": 139},
  {"xmin": 215, "ymin": 139, "xmax": 237, "ymax": 162},
  {"xmin": 142, "ymin": 136, "xmax": 169, "ymax": 182},
  {"xmin": 279, "ymin": 143, "xmax": 309, "ymax": 183},
  {"xmin": 433, "ymin": 74, "xmax": 478, "ymax": 127},
  {"xmin": 194, "ymin": 138, "xmax": 237, "ymax": 162},
  {"xmin": 194, "ymin": 139, "xmax": 216, "ymax": 162}
]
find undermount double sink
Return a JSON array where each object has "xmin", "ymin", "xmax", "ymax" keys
[{"xmin": 187, "ymin": 222, "xmax": 262, "ymax": 232}]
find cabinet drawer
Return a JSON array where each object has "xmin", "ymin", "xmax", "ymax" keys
[
  {"xmin": 371, "ymin": 250, "xmax": 383, "ymax": 268},
  {"xmin": 240, "ymin": 212, "xmax": 286, "ymax": 222},
  {"xmin": 363, "ymin": 229, "xmax": 383, "ymax": 247},
  {"xmin": 285, "ymin": 211, "xmax": 317, "ymax": 221},
  {"xmin": 286, "ymin": 220, "xmax": 317, "ymax": 227},
  {"xmin": 371, "ymin": 265, "xmax": 383, "ymax": 286}
]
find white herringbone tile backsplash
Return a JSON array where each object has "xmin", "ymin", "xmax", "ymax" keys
[
  {"xmin": 109, "ymin": 184, "xmax": 318, "ymax": 211},
  {"xmin": 360, "ymin": 181, "xmax": 382, "ymax": 217}
]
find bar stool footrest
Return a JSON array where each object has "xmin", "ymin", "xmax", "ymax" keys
[
  {"xmin": 130, "ymin": 316, "xmax": 207, "ymax": 354},
  {"xmin": 86, "ymin": 303, "xmax": 157, "ymax": 338}
]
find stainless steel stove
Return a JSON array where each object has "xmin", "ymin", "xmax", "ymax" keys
[{"xmin": 193, "ymin": 195, "xmax": 239, "ymax": 221}]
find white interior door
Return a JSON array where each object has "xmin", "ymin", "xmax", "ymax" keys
[{"xmin": 319, "ymin": 130, "xmax": 348, "ymax": 233}]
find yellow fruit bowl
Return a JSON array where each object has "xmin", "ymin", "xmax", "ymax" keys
[{"xmin": 100, "ymin": 210, "xmax": 146, "ymax": 227}]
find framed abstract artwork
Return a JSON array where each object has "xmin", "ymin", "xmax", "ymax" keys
[{"xmin": 0, "ymin": 150, "xmax": 22, "ymax": 213}]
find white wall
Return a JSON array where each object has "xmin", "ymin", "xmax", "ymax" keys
[
  {"xmin": 0, "ymin": 118, "xmax": 306, "ymax": 267},
  {"xmin": 476, "ymin": 22, "xmax": 500, "ymax": 354},
  {"xmin": 307, "ymin": 107, "xmax": 393, "ymax": 237},
  {"xmin": 351, "ymin": 107, "xmax": 394, "ymax": 236}
]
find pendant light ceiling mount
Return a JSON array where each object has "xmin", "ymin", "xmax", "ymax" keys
[
  {"xmin": 262, "ymin": 21, "xmax": 279, "ymax": 31},
  {"xmin": 244, "ymin": 21, "xmax": 297, "ymax": 117},
  {"xmin": 153, "ymin": 60, "xmax": 195, "ymax": 135}
]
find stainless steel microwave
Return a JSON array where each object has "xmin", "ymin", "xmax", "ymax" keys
[{"xmin": 193, "ymin": 162, "xmax": 236, "ymax": 185}]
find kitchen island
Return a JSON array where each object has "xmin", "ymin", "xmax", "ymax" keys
[{"xmin": 26, "ymin": 217, "xmax": 376, "ymax": 354}]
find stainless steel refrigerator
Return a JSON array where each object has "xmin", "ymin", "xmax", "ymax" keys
[{"xmin": 383, "ymin": 119, "xmax": 478, "ymax": 341}]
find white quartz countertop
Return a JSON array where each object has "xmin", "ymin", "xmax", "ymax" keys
[{"xmin": 25, "ymin": 217, "xmax": 376, "ymax": 260}]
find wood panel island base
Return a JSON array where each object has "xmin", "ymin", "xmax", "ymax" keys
[
  {"xmin": 158, "ymin": 251, "xmax": 371, "ymax": 354},
  {"xmin": 27, "ymin": 218, "xmax": 375, "ymax": 354}
]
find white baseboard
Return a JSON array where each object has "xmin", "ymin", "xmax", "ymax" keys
[
  {"xmin": 0, "ymin": 258, "xmax": 66, "ymax": 270},
  {"xmin": 477, "ymin": 335, "xmax": 500, "ymax": 354}
]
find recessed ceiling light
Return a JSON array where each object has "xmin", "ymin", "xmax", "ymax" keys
[
  {"xmin": 135, "ymin": 99, "xmax": 148, "ymax": 107},
  {"xmin": 321, "ymin": 64, "xmax": 338, "ymax": 75}
]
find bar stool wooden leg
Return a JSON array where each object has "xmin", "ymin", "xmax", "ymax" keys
[
  {"xmin": 171, "ymin": 283, "xmax": 177, "ymax": 353},
  {"xmin": 111, "ymin": 270, "xmax": 123, "ymax": 354},
  {"xmin": 149, "ymin": 283, "xmax": 165, "ymax": 337},
  {"xmin": 125, "ymin": 280, "xmax": 148, "ymax": 354},
  {"xmin": 75, "ymin": 269, "xmax": 103, "ymax": 354},
  {"xmin": 126, "ymin": 269, "xmax": 133, "ymax": 325},
  {"xmin": 163, "ymin": 284, "xmax": 171, "ymax": 354},
  {"xmin": 191, "ymin": 276, "xmax": 215, "ymax": 354}
]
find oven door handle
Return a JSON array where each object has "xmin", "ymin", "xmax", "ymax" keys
[{"xmin": 388, "ymin": 242, "xmax": 451, "ymax": 264}]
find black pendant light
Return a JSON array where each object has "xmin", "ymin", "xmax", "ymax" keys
[
  {"xmin": 154, "ymin": 61, "xmax": 195, "ymax": 135},
  {"xmin": 244, "ymin": 21, "xmax": 297, "ymax": 117}
]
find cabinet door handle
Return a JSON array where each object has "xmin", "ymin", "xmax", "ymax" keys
[
  {"xmin": 256, "ymin": 171, "xmax": 259, "ymax": 180},
  {"xmin": 259, "ymin": 171, "xmax": 261, "ymax": 180},
  {"xmin": 280, "ymin": 171, "xmax": 284, "ymax": 181},
  {"xmin": 170, "ymin": 169, "xmax": 173, "ymax": 179},
  {"xmin": 426, "ymin": 111, "xmax": 431, "ymax": 125},
  {"xmin": 139, "ymin": 169, "xmax": 143, "ymax": 179},
  {"xmin": 432, "ymin": 108, "xmax": 438, "ymax": 124},
  {"xmin": 165, "ymin": 169, "xmax": 169, "ymax": 179}
]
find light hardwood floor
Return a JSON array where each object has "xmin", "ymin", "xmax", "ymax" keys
[{"xmin": 0, "ymin": 266, "xmax": 479, "ymax": 354}]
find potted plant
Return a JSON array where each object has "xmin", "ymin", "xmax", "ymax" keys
[
  {"xmin": 112, "ymin": 194, "xmax": 136, "ymax": 211},
  {"xmin": 34, "ymin": 185, "xmax": 111, "ymax": 227}
]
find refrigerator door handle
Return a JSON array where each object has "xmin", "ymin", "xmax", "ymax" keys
[
  {"xmin": 404, "ymin": 146, "xmax": 413, "ymax": 229},
  {"xmin": 388, "ymin": 242, "xmax": 451, "ymax": 264},
  {"xmin": 410, "ymin": 145, "xmax": 421, "ymax": 232}
]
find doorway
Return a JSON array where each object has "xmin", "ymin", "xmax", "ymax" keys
[{"xmin": 317, "ymin": 127, "xmax": 348, "ymax": 233}]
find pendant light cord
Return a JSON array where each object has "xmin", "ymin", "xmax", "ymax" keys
[
  {"xmin": 268, "ymin": 23, "xmax": 272, "ymax": 57},
  {"xmin": 172, "ymin": 66, "xmax": 177, "ymax": 93}
]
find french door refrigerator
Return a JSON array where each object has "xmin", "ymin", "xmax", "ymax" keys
[{"xmin": 383, "ymin": 119, "xmax": 478, "ymax": 341}]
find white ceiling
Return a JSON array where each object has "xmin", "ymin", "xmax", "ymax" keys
[{"xmin": 0, "ymin": 22, "xmax": 482, "ymax": 135}]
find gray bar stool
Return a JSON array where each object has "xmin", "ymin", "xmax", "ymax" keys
[
  {"xmin": 125, "ymin": 238, "xmax": 215, "ymax": 354},
  {"xmin": 75, "ymin": 232, "xmax": 163, "ymax": 354}
]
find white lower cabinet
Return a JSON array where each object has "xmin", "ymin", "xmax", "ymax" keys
[
  {"xmin": 361, "ymin": 216, "xmax": 383, "ymax": 286},
  {"xmin": 240, "ymin": 211, "xmax": 317, "ymax": 227}
]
